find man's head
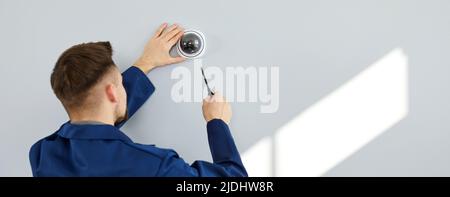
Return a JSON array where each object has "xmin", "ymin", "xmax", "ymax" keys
[{"xmin": 51, "ymin": 42, "xmax": 127, "ymax": 124}]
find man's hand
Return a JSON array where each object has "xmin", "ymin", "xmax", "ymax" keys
[
  {"xmin": 202, "ymin": 93, "xmax": 232, "ymax": 125},
  {"xmin": 134, "ymin": 23, "xmax": 186, "ymax": 73}
]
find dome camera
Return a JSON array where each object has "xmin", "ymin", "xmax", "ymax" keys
[{"xmin": 177, "ymin": 29, "xmax": 206, "ymax": 59}]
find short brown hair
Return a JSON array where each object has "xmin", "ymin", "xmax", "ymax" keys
[{"xmin": 50, "ymin": 41, "xmax": 115, "ymax": 109}]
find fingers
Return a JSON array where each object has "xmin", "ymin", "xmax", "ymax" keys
[
  {"xmin": 168, "ymin": 31, "xmax": 184, "ymax": 46},
  {"xmin": 153, "ymin": 23, "xmax": 167, "ymax": 38},
  {"xmin": 163, "ymin": 26, "xmax": 183, "ymax": 42},
  {"xmin": 153, "ymin": 23, "xmax": 183, "ymax": 40},
  {"xmin": 164, "ymin": 24, "xmax": 179, "ymax": 33},
  {"xmin": 203, "ymin": 96, "xmax": 212, "ymax": 103},
  {"xmin": 169, "ymin": 56, "xmax": 186, "ymax": 64},
  {"xmin": 215, "ymin": 93, "xmax": 226, "ymax": 103},
  {"xmin": 203, "ymin": 92, "xmax": 217, "ymax": 103},
  {"xmin": 203, "ymin": 92, "xmax": 225, "ymax": 103},
  {"xmin": 159, "ymin": 24, "xmax": 178, "ymax": 39}
]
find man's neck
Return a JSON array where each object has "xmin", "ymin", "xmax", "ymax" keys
[
  {"xmin": 69, "ymin": 112, "xmax": 115, "ymax": 126},
  {"xmin": 70, "ymin": 120, "xmax": 107, "ymax": 125}
]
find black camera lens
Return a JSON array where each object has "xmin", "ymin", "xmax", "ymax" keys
[
  {"xmin": 177, "ymin": 30, "xmax": 206, "ymax": 59},
  {"xmin": 180, "ymin": 32, "xmax": 202, "ymax": 54}
]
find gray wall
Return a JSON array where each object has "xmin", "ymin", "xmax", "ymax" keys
[{"xmin": 1, "ymin": 0, "xmax": 450, "ymax": 176}]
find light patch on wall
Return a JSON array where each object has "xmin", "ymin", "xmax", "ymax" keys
[
  {"xmin": 242, "ymin": 48, "xmax": 409, "ymax": 176},
  {"xmin": 241, "ymin": 136, "xmax": 273, "ymax": 176}
]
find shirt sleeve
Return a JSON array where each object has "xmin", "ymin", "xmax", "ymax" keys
[
  {"xmin": 156, "ymin": 119, "xmax": 248, "ymax": 177},
  {"xmin": 115, "ymin": 66, "xmax": 155, "ymax": 128}
]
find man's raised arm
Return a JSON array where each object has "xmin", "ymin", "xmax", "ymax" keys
[{"xmin": 115, "ymin": 23, "xmax": 185, "ymax": 128}]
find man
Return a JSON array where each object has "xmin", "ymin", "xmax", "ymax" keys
[{"xmin": 29, "ymin": 23, "xmax": 247, "ymax": 177}]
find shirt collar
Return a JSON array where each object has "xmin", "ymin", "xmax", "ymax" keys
[{"xmin": 56, "ymin": 121, "xmax": 133, "ymax": 142}]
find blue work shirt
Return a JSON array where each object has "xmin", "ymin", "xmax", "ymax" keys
[{"xmin": 29, "ymin": 66, "xmax": 247, "ymax": 177}]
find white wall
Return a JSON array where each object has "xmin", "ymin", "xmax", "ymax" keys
[{"xmin": 1, "ymin": 0, "xmax": 450, "ymax": 176}]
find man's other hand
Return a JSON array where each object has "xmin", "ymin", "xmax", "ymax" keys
[
  {"xmin": 202, "ymin": 92, "xmax": 232, "ymax": 125},
  {"xmin": 134, "ymin": 23, "xmax": 186, "ymax": 73}
]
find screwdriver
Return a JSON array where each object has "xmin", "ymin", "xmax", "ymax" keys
[{"xmin": 200, "ymin": 67, "xmax": 215, "ymax": 96}]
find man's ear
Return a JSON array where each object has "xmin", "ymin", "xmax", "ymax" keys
[{"xmin": 105, "ymin": 84, "xmax": 118, "ymax": 103}]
